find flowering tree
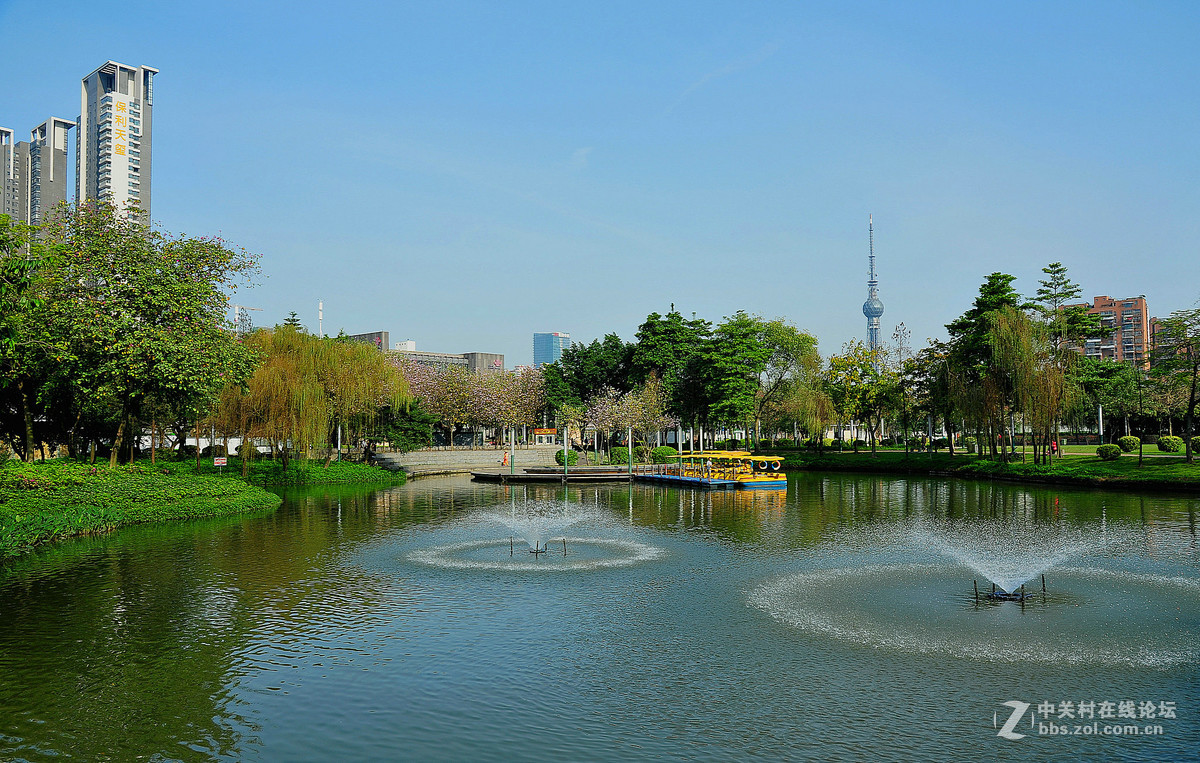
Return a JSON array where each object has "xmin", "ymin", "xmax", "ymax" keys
[{"xmin": 393, "ymin": 360, "xmax": 546, "ymax": 447}]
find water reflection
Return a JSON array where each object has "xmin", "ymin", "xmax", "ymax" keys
[{"xmin": 0, "ymin": 474, "xmax": 1196, "ymax": 761}]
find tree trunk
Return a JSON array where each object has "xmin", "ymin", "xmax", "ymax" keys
[
  {"xmin": 242, "ymin": 426, "xmax": 252, "ymax": 477},
  {"xmin": 151, "ymin": 417, "xmax": 157, "ymax": 465},
  {"xmin": 67, "ymin": 411, "xmax": 82, "ymax": 459},
  {"xmin": 17, "ymin": 378, "xmax": 34, "ymax": 462},
  {"xmin": 1186, "ymin": 357, "xmax": 1197, "ymax": 464},
  {"xmin": 109, "ymin": 414, "xmax": 127, "ymax": 469}
]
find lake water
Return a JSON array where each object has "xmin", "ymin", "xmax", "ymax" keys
[{"xmin": 1, "ymin": 473, "xmax": 1197, "ymax": 761}]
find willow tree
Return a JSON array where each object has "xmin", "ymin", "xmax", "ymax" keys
[
  {"xmin": 990, "ymin": 306, "xmax": 1079, "ymax": 465},
  {"xmin": 217, "ymin": 327, "xmax": 409, "ymax": 468}
]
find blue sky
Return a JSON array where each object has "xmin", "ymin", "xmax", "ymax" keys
[{"xmin": 2, "ymin": 0, "xmax": 1197, "ymax": 366}]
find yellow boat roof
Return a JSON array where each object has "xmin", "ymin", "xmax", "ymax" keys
[{"xmin": 682, "ymin": 450, "xmax": 755, "ymax": 459}]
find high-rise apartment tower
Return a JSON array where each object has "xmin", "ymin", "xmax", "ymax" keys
[
  {"xmin": 0, "ymin": 119, "xmax": 74, "ymax": 224},
  {"xmin": 0, "ymin": 127, "xmax": 15, "ymax": 220},
  {"xmin": 77, "ymin": 61, "xmax": 156, "ymax": 217},
  {"xmin": 19, "ymin": 118, "xmax": 75, "ymax": 223},
  {"xmin": 533, "ymin": 332, "xmax": 571, "ymax": 367}
]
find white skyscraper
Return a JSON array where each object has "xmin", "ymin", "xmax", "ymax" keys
[
  {"xmin": 77, "ymin": 61, "xmax": 156, "ymax": 217},
  {"xmin": 0, "ymin": 127, "xmax": 16, "ymax": 220}
]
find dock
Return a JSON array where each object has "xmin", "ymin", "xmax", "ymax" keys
[{"xmin": 471, "ymin": 464, "xmax": 746, "ymax": 489}]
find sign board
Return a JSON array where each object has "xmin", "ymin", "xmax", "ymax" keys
[
  {"xmin": 213, "ymin": 457, "xmax": 228, "ymax": 467},
  {"xmin": 533, "ymin": 428, "xmax": 556, "ymax": 435}
]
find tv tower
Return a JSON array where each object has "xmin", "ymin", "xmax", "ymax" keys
[{"xmin": 862, "ymin": 214, "xmax": 885, "ymax": 353}]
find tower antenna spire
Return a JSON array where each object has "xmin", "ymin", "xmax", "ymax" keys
[{"xmin": 862, "ymin": 214, "xmax": 884, "ymax": 354}]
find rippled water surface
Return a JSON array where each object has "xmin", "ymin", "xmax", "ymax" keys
[{"xmin": 1, "ymin": 474, "xmax": 1198, "ymax": 761}]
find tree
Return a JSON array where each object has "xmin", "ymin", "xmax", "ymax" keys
[
  {"xmin": 630, "ymin": 308, "xmax": 712, "ymax": 419},
  {"xmin": 0, "ymin": 214, "xmax": 53, "ymax": 460},
  {"xmin": 890, "ymin": 323, "xmax": 913, "ymax": 452},
  {"xmin": 218, "ymin": 326, "xmax": 409, "ymax": 468},
  {"xmin": 1152, "ymin": 307, "xmax": 1200, "ymax": 462},
  {"xmin": 945, "ymin": 273, "xmax": 1024, "ymax": 459},
  {"xmin": 2, "ymin": 201, "xmax": 261, "ymax": 465},
  {"xmin": 990, "ymin": 306, "xmax": 1079, "ymax": 465},
  {"xmin": 558, "ymin": 333, "xmax": 634, "ymax": 403},
  {"xmin": 282, "ymin": 311, "xmax": 305, "ymax": 330},
  {"xmin": 704, "ymin": 311, "xmax": 772, "ymax": 437},
  {"xmin": 946, "ymin": 272, "xmax": 1023, "ymax": 371},
  {"xmin": 1031, "ymin": 262, "xmax": 1102, "ymax": 347},
  {"xmin": 909, "ymin": 341, "xmax": 960, "ymax": 454},
  {"xmin": 826, "ymin": 340, "xmax": 897, "ymax": 454},
  {"xmin": 752, "ymin": 318, "xmax": 821, "ymax": 447},
  {"xmin": 375, "ymin": 400, "xmax": 438, "ymax": 453},
  {"xmin": 1073, "ymin": 357, "xmax": 1139, "ymax": 440}
]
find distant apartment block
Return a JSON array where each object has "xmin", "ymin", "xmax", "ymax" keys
[
  {"xmin": 1065, "ymin": 295, "xmax": 1150, "ymax": 367},
  {"xmin": 392, "ymin": 349, "xmax": 505, "ymax": 373},
  {"xmin": 0, "ymin": 118, "xmax": 74, "ymax": 224},
  {"xmin": 349, "ymin": 331, "xmax": 390, "ymax": 350},
  {"xmin": 533, "ymin": 332, "xmax": 571, "ymax": 367},
  {"xmin": 78, "ymin": 61, "xmax": 156, "ymax": 217}
]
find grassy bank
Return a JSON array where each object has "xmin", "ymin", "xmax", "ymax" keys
[
  {"xmin": 0, "ymin": 457, "xmax": 405, "ymax": 558},
  {"xmin": 0, "ymin": 460, "xmax": 282, "ymax": 558},
  {"xmin": 143, "ymin": 456, "xmax": 407, "ymax": 487},
  {"xmin": 769, "ymin": 450, "xmax": 1200, "ymax": 492}
]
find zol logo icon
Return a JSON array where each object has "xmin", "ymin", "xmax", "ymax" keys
[{"xmin": 995, "ymin": 700, "xmax": 1031, "ymax": 741}]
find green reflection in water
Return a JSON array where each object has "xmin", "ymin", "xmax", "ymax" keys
[{"xmin": 0, "ymin": 473, "xmax": 1195, "ymax": 761}]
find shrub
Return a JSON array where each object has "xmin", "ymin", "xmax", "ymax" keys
[
  {"xmin": 853, "ymin": 439, "xmax": 867, "ymax": 448},
  {"xmin": 200, "ymin": 444, "xmax": 227, "ymax": 458},
  {"xmin": 962, "ymin": 436, "xmax": 977, "ymax": 453},
  {"xmin": 1096, "ymin": 444, "xmax": 1122, "ymax": 461},
  {"xmin": 609, "ymin": 446, "xmax": 631, "ymax": 465},
  {"xmin": 932, "ymin": 438, "xmax": 949, "ymax": 451},
  {"xmin": 554, "ymin": 449, "xmax": 579, "ymax": 466},
  {"xmin": 1193, "ymin": 436, "xmax": 1200, "ymax": 454},
  {"xmin": 1116, "ymin": 436, "xmax": 1140, "ymax": 453},
  {"xmin": 635, "ymin": 445, "xmax": 652, "ymax": 463},
  {"xmin": 828, "ymin": 439, "xmax": 843, "ymax": 451},
  {"xmin": 236, "ymin": 442, "xmax": 257, "ymax": 459},
  {"xmin": 906, "ymin": 438, "xmax": 924, "ymax": 450},
  {"xmin": 713, "ymin": 438, "xmax": 739, "ymax": 450},
  {"xmin": 178, "ymin": 444, "xmax": 198, "ymax": 458},
  {"xmin": 650, "ymin": 446, "xmax": 678, "ymax": 464},
  {"xmin": 1157, "ymin": 435, "xmax": 1184, "ymax": 453}
]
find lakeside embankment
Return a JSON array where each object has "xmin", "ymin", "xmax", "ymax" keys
[
  {"xmin": 0, "ymin": 458, "xmax": 406, "ymax": 558},
  {"xmin": 769, "ymin": 450, "xmax": 1200, "ymax": 492}
]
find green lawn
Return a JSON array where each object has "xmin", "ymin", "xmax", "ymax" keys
[
  {"xmin": 0, "ymin": 460, "xmax": 282, "ymax": 557},
  {"xmin": 0, "ymin": 456, "xmax": 405, "ymax": 558},
  {"xmin": 767, "ymin": 449, "xmax": 1200, "ymax": 490}
]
